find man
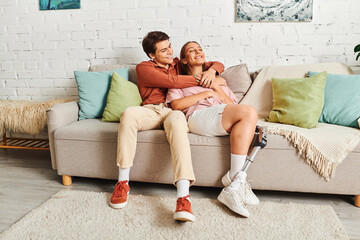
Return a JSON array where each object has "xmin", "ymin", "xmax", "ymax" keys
[{"xmin": 109, "ymin": 31, "xmax": 224, "ymax": 222}]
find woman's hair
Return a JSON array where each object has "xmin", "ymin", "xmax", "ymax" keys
[
  {"xmin": 179, "ymin": 41, "xmax": 205, "ymax": 75},
  {"xmin": 142, "ymin": 31, "xmax": 170, "ymax": 58}
]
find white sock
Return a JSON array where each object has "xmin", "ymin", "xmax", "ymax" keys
[
  {"xmin": 118, "ymin": 167, "xmax": 130, "ymax": 182},
  {"xmin": 229, "ymin": 154, "xmax": 247, "ymax": 180},
  {"xmin": 176, "ymin": 179, "xmax": 190, "ymax": 198}
]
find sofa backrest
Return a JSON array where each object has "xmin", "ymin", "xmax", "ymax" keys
[
  {"xmin": 88, "ymin": 64, "xmax": 138, "ymax": 85},
  {"xmin": 241, "ymin": 62, "xmax": 354, "ymax": 118},
  {"xmin": 88, "ymin": 63, "xmax": 257, "ymax": 102}
]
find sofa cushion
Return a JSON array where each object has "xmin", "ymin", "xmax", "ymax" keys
[
  {"xmin": 102, "ymin": 72, "xmax": 142, "ymax": 122},
  {"xmin": 308, "ymin": 71, "xmax": 360, "ymax": 128},
  {"xmin": 74, "ymin": 68, "xmax": 129, "ymax": 120},
  {"xmin": 53, "ymin": 119, "xmax": 360, "ymax": 151},
  {"xmin": 267, "ymin": 72, "xmax": 327, "ymax": 128},
  {"xmin": 220, "ymin": 64, "xmax": 252, "ymax": 102},
  {"xmin": 54, "ymin": 119, "xmax": 233, "ymax": 146}
]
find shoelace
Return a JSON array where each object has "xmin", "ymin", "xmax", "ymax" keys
[
  {"xmin": 113, "ymin": 181, "xmax": 128, "ymax": 198},
  {"xmin": 177, "ymin": 195, "xmax": 191, "ymax": 211},
  {"xmin": 244, "ymin": 182, "xmax": 253, "ymax": 194},
  {"xmin": 230, "ymin": 191, "xmax": 247, "ymax": 208},
  {"xmin": 237, "ymin": 181, "xmax": 254, "ymax": 200}
]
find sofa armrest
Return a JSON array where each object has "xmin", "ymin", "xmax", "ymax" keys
[{"xmin": 46, "ymin": 101, "xmax": 79, "ymax": 170}]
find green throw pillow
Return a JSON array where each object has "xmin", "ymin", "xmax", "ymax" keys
[
  {"xmin": 267, "ymin": 72, "xmax": 327, "ymax": 129},
  {"xmin": 74, "ymin": 68, "xmax": 129, "ymax": 120},
  {"xmin": 101, "ymin": 72, "xmax": 142, "ymax": 122},
  {"xmin": 308, "ymin": 71, "xmax": 360, "ymax": 128}
]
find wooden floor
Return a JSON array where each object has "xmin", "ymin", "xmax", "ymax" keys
[{"xmin": 1, "ymin": 149, "xmax": 359, "ymax": 239}]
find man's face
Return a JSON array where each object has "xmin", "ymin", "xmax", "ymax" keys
[{"xmin": 149, "ymin": 40, "xmax": 173, "ymax": 68}]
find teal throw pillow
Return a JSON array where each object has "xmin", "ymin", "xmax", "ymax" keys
[
  {"xmin": 308, "ymin": 71, "xmax": 360, "ymax": 128},
  {"xmin": 102, "ymin": 72, "xmax": 142, "ymax": 122},
  {"xmin": 74, "ymin": 68, "xmax": 129, "ymax": 120},
  {"xmin": 267, "ymin": 72, "xmax": 327, "ymax": 129}
]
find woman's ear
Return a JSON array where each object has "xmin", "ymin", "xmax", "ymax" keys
[{"xmin": 181, "ymin": 58, "xmax": 187, "ymax": 64}]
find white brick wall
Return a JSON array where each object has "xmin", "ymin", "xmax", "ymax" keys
[{"xmin": 0, "ymin": 0, "xmax": 359, "ymax": 100}]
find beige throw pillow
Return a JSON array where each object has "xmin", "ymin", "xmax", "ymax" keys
[{"xmin": 220, "ymin": 64, "xmax": 253, "ymax": 102}]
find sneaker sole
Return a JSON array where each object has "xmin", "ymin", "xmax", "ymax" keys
[
  {"xmin": 217, "ymin": 193, "xmax": 250, "ymax": 218},
  {"xmin": 247, "ymin": 199, "xmax": 260, "ymax": 206},
  {"xmin": 110, "ymin": 200, "xmax": 128, "ymax": 209},
  {"xmin": 110, "ymin": 190, "xmax": 129, "ymax": 209},
  {"xmin": 174, "ymin": 211, "xmax": 195, "ymax": 222}
]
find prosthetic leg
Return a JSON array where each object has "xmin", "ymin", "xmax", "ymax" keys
[{"xmin": 241, "ymin": 126, "xmax": 268, "ymax": 172}]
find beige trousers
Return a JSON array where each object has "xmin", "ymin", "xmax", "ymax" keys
[{"xmin": 117, "ymin": 103, "xmax": 195, "ymax": 185}]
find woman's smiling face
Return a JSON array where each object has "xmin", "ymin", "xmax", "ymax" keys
[{"xmin": 183, "ymin": 42, "xmax": 205, "ymax": 66}]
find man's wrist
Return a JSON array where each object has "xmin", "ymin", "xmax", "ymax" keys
[{"xmin": 209, "ymin": 68, "xmax": 217, "ymax": 75}]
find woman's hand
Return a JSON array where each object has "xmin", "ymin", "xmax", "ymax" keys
[
  {"xmin": 200, "ymin": 68, "xmax": 217, "ymax": 88},
  {"xmin": 211, "ymin": 81, "xmax": 234, "ymax": 104},
  {"xmin": 212, "ymin": 91, "xmax": 229, "ymax": 103},
  {"xmin": 194, "ymin": 72, "xmax": 203, "ymax": 82},
  {"xmin": 209, "ymin": 79, "xmax": 221, "ymax": 91},
  {"xmin": 214, "ymin": 76, "xmax": 227, "ymax": 86}
]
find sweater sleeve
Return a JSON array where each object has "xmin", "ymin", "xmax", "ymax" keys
[
  {"xmin": 136, "ymin": 62, "xmax": 198, "ymax": 89},
  {"xmin": 206, "ymin": 61, "xmax": 225, "ymax": 74}
]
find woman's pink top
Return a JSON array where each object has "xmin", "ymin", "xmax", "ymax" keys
[{"xmin": 166, "ymin": 85, "xmax": 238, "ymax": 120}]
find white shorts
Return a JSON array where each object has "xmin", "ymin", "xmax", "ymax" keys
[{"xmin": 188, "ymin": 104, "xmax": 229, "ymax": 137}]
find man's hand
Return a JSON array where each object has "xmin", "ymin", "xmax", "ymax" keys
[{"xmin": 200, "ymin": 68, "xmax": 217, "ymax": 88}]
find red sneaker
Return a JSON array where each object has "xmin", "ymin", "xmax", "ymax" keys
[
  {"xmin": 110, "ymin": 180, "xmax": 130, "ymax": 209},
  {"xmin": 174, "ymin": 195, "xmax": 195, "ymax": 222}
]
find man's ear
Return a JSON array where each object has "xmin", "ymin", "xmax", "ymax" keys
[
  {"xmin": 149, "ymin": 52, "xmax": 155, "ymax": 59},
  {"xmin": 180, "ymin": 58, "xmax": 187, "ymax": 64}
]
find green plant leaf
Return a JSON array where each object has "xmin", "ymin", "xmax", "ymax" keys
[
  {"xmin": 354, "ymin": 44, "xmax": 360, "ymax": 53},
  {"xmin": 356, "ymin": 52, "xmax": 360, "ymax": 61}
]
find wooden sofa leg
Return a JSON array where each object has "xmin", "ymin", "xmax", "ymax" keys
[
  {"xmin": 62, "ymin": 175, "xmax": 72, "ymax": 186},
  {"xmin": 355, "ymin": 195, "xmax": 360, "ymax": 208}
]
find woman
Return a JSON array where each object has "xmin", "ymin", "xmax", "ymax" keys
[{"xmin": 166, "ymin": 41, "xmax": 259, "ymax": 217}]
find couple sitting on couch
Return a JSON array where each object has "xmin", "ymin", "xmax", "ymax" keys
[{"xmin": 109, "ymin": 31, "xmax": 259, "ymax": 221}]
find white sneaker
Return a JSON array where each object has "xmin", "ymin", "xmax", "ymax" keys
[
  {"xmin": 221, "ymin": 171, "xmax": 260, "ymax": 206},
  {"xmin": 218, "ymin": 188, "xmax": 250, "ymax": 217}
]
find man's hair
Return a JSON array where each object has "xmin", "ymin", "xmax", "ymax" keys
[{"xmin": 142, "ymin": 31, "xmax": 170, "ymax": 58}]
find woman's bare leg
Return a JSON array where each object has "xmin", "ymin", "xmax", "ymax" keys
[{"xmin": 221, "ymin": 104, "xmax": 258, "ymax": 155}]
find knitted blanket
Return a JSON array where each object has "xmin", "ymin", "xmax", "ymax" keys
[
  {"xmin": 0, "ymin": 98, "xmax": 74, "ymax": 135},
  {"xmin": 258, "ymin": 119, "xmax": 360, "ymax": 180},
  {"xmin": 241, "ymin": 62, "xmax": 360, "ymax": 180}
]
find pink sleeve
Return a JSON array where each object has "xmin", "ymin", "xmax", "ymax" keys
[{"xmin": 165, "ymin": 88, "xmax": 185, "ymax": 108}]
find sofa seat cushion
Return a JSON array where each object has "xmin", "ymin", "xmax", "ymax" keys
[
  {"xmin": 53, "ymin": 119, "xmax": 360, "ymax": 152},
  {"xmin": 55, "ymin": 119, "xmax": 119, "ymax": 142}
]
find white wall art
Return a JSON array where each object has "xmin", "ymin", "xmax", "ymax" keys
[{"xmin": 236, "ymin": 0, "xmax": 313, "ymax": 22}]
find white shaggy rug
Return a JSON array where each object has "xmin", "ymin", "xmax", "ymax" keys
[{"xmin": 0, "ymin": 190, "xmax": 349, "ymax": 240}]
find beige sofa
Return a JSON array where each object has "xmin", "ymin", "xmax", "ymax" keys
[{"xmin": 46, "ymin": 62, "xmax": 360, "ymax": 207}]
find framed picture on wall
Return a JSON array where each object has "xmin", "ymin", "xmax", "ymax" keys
[
  {"xmin": 236, "ymin": 0, "xmax": 313, "ymax": 22},
  {"xmin": 40, "ymin": 0, "xmax": 80, "ymax": 10}
]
